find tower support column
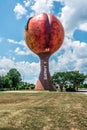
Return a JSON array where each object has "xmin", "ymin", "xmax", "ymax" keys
[{"xmin": 35, "ymin": 53, "xmax": 56, "ymax": 91}]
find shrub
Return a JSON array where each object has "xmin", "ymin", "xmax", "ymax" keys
[
  {"xmin": 29, "ymin": 84, "xmax": 35, "ymax": 90},
  {"xmin": 17, "ymin": 85, "xmax": 25, "ymax": 90},
  {"xmin": 65, "ymin": 84, "xmax": 76, "ymax": 92},
  {"xmin": 79, "ymin": 84, "xmax": 87, "ymax": 88}
]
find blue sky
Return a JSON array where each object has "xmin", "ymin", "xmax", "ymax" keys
[{"xmin": 0, "ymin": 0, "xmax": 87, "ymax": 83}]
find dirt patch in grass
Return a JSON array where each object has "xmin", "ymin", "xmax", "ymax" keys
[{"xmin": 0, "ymin": 92, "xmax": 87, "ymax": 130}]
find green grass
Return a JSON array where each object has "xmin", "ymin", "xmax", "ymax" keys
[{"xmin": 0, "ymin": 91, "xmax": 87, "ymax": 130}]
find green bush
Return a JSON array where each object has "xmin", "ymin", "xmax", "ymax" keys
[
  {"xmin": 64, "ymin": 84, "xmax": 76, "ymax": 92},
  {"xmin": 17, "ymin": 83, "xmax": 35, "ymax": 90},
  {"xmin": 84, "ymin": 84, "xmax": 87, "ymax": 88},
  {"xmin": 79, "ymin": 84, "xmax": 87, "ymax": 88},
  {"xmin": 17, "ymin": 85, "xmax": 25, "ymax": 90},
  {"xmin": 64, "ymin": 84, "xmax": 68, "ymax": 89},
  {"xmin": 29, "ymin": 85, "xmax": 35, "ymax": 90}
]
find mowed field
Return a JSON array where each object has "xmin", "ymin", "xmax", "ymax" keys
[{"xmin": 0, "ymin": 91, "xmax": 87, "ymax": 130}]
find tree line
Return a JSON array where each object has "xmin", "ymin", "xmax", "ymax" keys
[
  {"xmin": 51, "ymin": 71, "xmax": 87, "ymax": 91},
  {"xmin": 0, "ymin": 68, "xmax": 87, "ymax": 91},
  {"xmin": 0, "ymin": 68, "xmax": 34, "ymax": 91}
]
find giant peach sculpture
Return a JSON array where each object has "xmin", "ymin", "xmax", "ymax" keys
[{"xmin": 24, "ymin": 13, "xmax": 64, "ymax": 91}]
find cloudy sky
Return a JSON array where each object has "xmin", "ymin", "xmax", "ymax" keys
[{"xmin": 0, "ymin": 0, "xmax": 87, "ymax": 83}]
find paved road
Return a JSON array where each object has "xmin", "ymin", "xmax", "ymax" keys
[
  {"xmin": 78, "ymin": 89, "xmax": 87, "ymax": 94},
  {"xmin": 2, "ymin": 90, "xmax": 39, "ymax": 93},
  {"xmin": 2, "ymin": 89, "xmax": 87, "ymax": 94}
]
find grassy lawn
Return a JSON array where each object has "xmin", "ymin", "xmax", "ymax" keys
[{"xmin": 0, "ymin": 91, "xmax": 87, "ymax": 130}]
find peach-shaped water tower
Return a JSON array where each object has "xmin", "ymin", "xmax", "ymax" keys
[{"xmin": 24, "ymin": 13, "xmax": 64, "ymax": 91}]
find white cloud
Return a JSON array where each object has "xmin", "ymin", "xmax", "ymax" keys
[
  {"xmin": 79, "ymin": 23, "xmax": 87, "ymax": 32},
  {"xmin": 0, "ymin": 57, "xmax": 15, "ymax": 76},
  {"xmin": 15, "ymin": 47, "xmax": 26, "ymax": 55},
  {"xmin": 7, "ymin": 38, "xmax": 35, "ymax": 56},
  {"xmin": 50, "ymin": 37, "xmax": 87, "ymax": 74},
  {"xmin": 13, "ymin": 3, "xmax": 27, "ymax": 19},
  {"xmin": 15, "ymin": 61, "xmax": 40, "ymax": 83},
  {"xmin": 31, "ymin": 0, "xmax": 53, "ymax": 14},
  {"xmin": 14, "ymin": 47, "xmax": 33, "ymax": 55},
  {"xmin": 0, "ymin": 57, "xmax": 40, "ymax": 83},
  {"xmin": 60, "ymin": 0, "xmax": 87, "ymax": 35},
  {"xmin": 24, "ymin": 0, "xmax": 30, "ymax": 7},
  {"xmin": 7, "ymin": 39, "xmax": 25, "ymax": 46}
]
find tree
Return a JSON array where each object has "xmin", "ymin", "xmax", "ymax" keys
[
  {"xmin": 4, "ymin": 76, "xmax": 12, "ymax": 89},
  {"xmin": 51, "ymin": 71, "xmax": 87, "ymax": 91},
  {"xmin": 66, "ymin": 71, "xmax": 87, "ymax": 91},
  {"xmin": 0, "ymin": 76, "xmax": 4, "ymax": 90},
  {"xmin": 51, "ymin": 72, "xmax": 66, "ymax": 91},
  {"xmin": 7, "ymin": 68, "xmax": 21, "ymax": 89}
]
